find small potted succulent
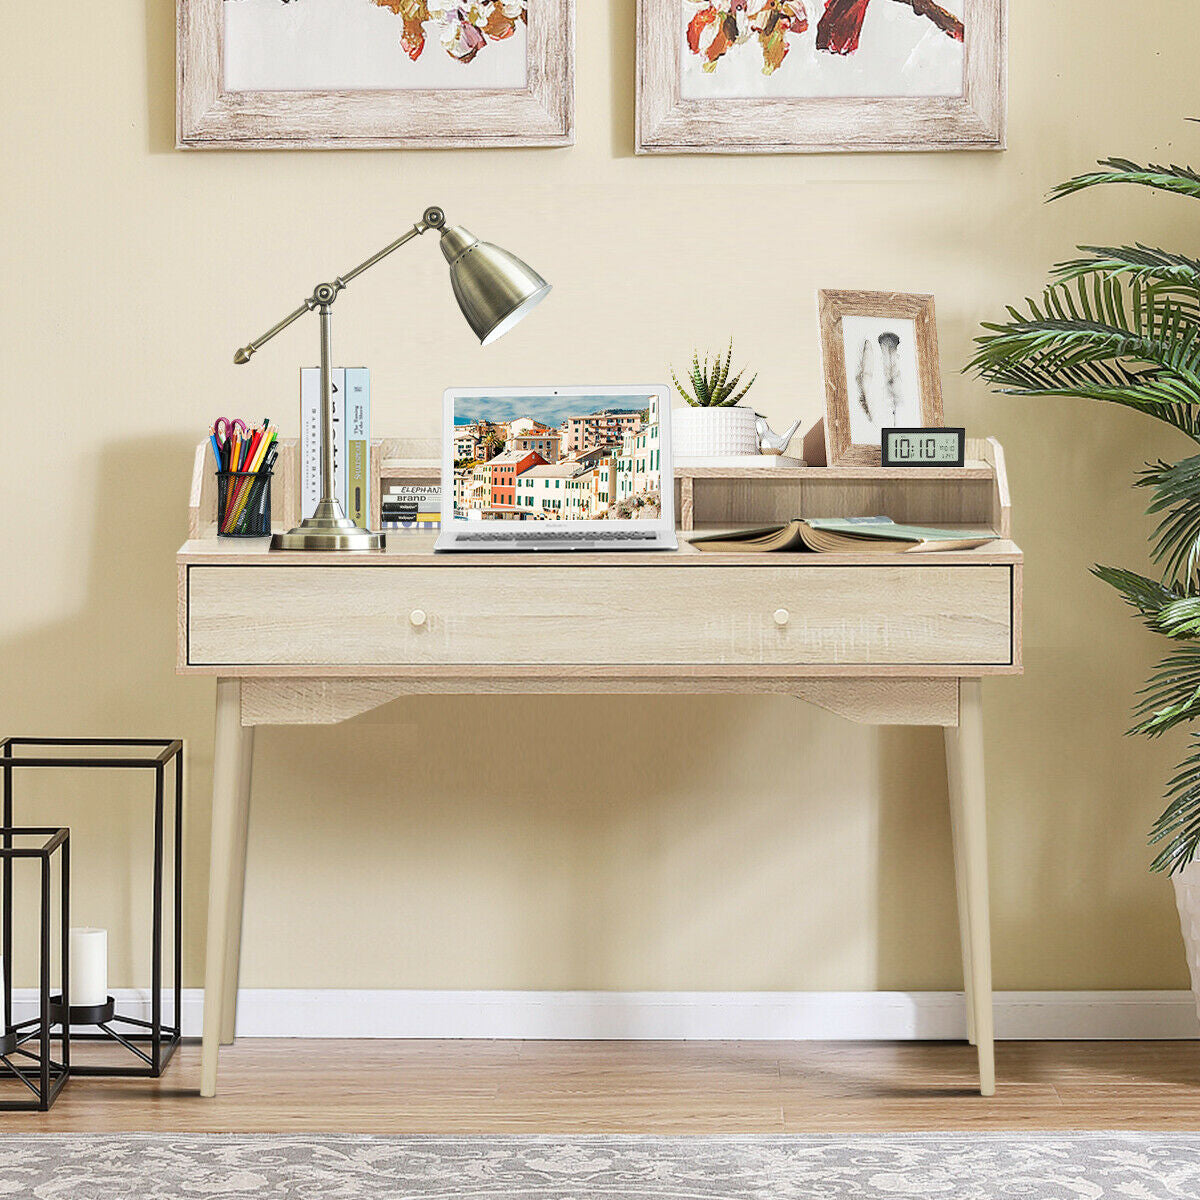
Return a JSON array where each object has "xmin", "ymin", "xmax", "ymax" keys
[{"xmin": 671, "ymin": 340, "xmax": 759, "ymax": 458}]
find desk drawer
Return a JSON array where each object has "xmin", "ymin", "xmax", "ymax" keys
[{"xmin": 187, "ymin": 565, "xmax": 1012, "ymax": 668}]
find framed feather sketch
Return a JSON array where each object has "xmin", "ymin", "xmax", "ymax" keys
[
  {"xmin": 817, "ymin": 290, "xmax": 944, "ymax": 465},
  {"xmin": 637, "ymin": 0, "xmax": 1005, "ymax": 153},
  {"xmin": 177, "ymin": 0, "xmax": 574, "ymax": 148}
]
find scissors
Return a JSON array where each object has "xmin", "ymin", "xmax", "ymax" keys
[
  {"xmin": 213, "ymin": 417, "xmax": 249, "ymax": 447},
  {"xmin": 211, "ymin": 417, "xmax": 251, "ymax": 471}
]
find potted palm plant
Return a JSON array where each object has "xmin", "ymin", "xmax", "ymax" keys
[
  {"xmin": 969, "ymin": 154, "xmax": 1200, "ymax": 1012},
  {"xmin": 671, "ymin": 340, "xmax": 759, "ymax": 458}
]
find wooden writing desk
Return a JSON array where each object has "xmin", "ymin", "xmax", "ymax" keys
[{"xmin": 179, "ymin": 437, "xmax": 1021, "ymax": 1097}]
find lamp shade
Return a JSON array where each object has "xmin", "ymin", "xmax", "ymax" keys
[{"xmin": 440, "ymin": 226, "xmax": 551, "ymax": 346}]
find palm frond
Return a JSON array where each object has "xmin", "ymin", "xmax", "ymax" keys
[
  {"xmin": 1155, "ymin": 596, "xmax": 1200, "ymax": 640},
  {"xmin": 1050, "ymin": 158, "xmax": 1200, "ymax": 203},
  {"xmin": 1132, "ymin": 644, "xmax": 1200, "ymax": 737},
  {"xmin": 1137, "ymin": 456, "xmax": 1200, "ymax": 583},
  {"xmin": 1054, "ymin": 244, "xmax": 1200, "ymax": 292},
  {"xmin": 979, "ymin": 147, "xmax": 1200, "ymax": 872},
  {"xmin": 968, "ymin": 275, "xmax": 1200, "ymax": 438},
  {"xmin": 1093, "ymin": 564, "xmax": 1185, "ymax": 627},
  {"xmin": 1149, "ymin": 734, "xmax": 1200, "ymax": 873}
]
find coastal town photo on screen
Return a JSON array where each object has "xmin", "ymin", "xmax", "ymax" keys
[{"xmin": 452, "ymin": 393, "xmax": 662, "ymax": 521}]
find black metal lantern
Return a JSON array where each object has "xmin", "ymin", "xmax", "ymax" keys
[
  {"xmin": 1, "ymin": 738, "xmax": 183, "ymax": 1078},
  {"xmin": 1, "ymin": 826, "xmax": 70, "ymax": 1112}
]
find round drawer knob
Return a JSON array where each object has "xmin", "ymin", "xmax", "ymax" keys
[
  {"xmin": 410, "ymin": 609, "xmax": 427, "ymax": 628},
  {"xmin": 773, "ymin": 608, "xmax": 790, "ymax": 627}
]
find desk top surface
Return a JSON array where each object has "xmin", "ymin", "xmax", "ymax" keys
[{"xmin": 179, "ymin": 527, "xmax": 1023, "ymax": 568}]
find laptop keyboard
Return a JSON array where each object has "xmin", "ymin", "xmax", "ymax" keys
[{"xmin": 456, "ymin": 529, "xmax": 659, "ymax": 543}]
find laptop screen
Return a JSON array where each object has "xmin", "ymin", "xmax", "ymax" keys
[{"xmin": 450, "ymin": 392, "xmax": 664, "ymax": 522}]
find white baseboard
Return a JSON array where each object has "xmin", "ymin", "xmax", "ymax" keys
[{"xmin": 11, "ymin": 989, "xmax": 1199, "ymax": 1040}]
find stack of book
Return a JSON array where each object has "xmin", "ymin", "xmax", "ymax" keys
[
  {"xmin": 382, "ymin": 485, "xmax": 441, "ymax": 531},
  {"xmin": 300, "ymin": 366, "xmax": 372, "ymax": 530}
]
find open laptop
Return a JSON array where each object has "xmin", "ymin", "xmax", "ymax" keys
[{"xmin": 435, "ymin": 385, "xmax": 677, "ymax": 552}]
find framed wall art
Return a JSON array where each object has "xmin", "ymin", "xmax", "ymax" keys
[
  {"xmin": 637, "ymin": 0, "xmax": 1005, "ymax": 153},
  {"xmin": 177, "ymin": 0, "xmax": 575, "ymax": 149},
  {"xmin": 817, "ymin": 290, "xmax": 944, "ymax": 465}
]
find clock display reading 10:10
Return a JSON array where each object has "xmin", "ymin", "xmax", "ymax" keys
[{"xmin": 881, "ymin": 427, "xmax": 966, "ymax": 468}]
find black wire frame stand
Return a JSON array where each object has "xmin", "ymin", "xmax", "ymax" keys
[
  {"xmin": 1, "ymin": 827, "xmax": 70, "ymax": 1112},
  {"xmin": 2, "ymin": 738, "xmax": 183, "ymax": 1078}
]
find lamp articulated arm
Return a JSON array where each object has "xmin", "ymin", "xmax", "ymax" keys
[{"xmin": 232, "ymin": 207, "xmax": 446, "ymax": 366}]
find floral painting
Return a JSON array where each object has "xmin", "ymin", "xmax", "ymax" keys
[
  {"xmin": 680, "ymin": 0, "xmax": 965, "ymax": 99},
  {"xmin": 223, "ymin": 0, "xmax": 530, "ymax": 91}
]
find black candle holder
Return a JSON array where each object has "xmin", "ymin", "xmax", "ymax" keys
[
  {"xmin": 1, "ymin": 738, "xmax": 183, "ymax": 1078},
  {"xmin": 1, "ymin": 827, "xmax": 70, "ymax": 1112}
]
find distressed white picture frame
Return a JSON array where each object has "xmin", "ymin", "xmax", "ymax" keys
[
  {"xmin": 637, "ymin": 0, "xmax": 1005, "ymax": 154},
  {"xmin": 178, "ymin": 0, "xmax": 575, "ymax": 149}
]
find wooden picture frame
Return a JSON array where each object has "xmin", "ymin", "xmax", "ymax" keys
[
  {"xmin": 636, "ymin": 0, "xmax": 1005, "ymax": 154},
  {"xmin": 177, "ymin": 0, "xmax": 575, "ymax": 149},
  {"xmin": 817, "ymin": 290, "xmax": 944, "ymax": 466}
]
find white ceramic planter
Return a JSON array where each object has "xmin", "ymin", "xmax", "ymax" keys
[
  {"xmin": 1173, "ymin": 860, "xmax": 1200, "ymax": 1022},
  {"xmin": 672, "ymin": 406, "xmax": 758, "ymax": 459}
]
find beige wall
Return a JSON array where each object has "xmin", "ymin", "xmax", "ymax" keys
[{"xmin": 0, "ymin": 1, "xmax": 1194, "ymax": 993}]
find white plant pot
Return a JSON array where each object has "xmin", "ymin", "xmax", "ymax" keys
[
  {"xmin": 1172, "ymin": 860, "xmax": 1200, "ymax": 1022},
  {"xmin": 672, "ymin": 406, "xmax": 758, "ymax": 459}
]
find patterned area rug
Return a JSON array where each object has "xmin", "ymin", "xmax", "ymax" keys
[{"xmin": 1, "ymin": 1133, "xmax": 1199, "ymax": 1198}]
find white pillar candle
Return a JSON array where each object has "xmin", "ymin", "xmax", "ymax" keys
[{"xmin": 69, "ymin": 928, "xmax": 107, "ymax": 1008}]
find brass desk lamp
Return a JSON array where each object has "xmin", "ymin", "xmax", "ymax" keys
[{"xmin": 234, "ymin": 206, "xmax": 551, "ymax": 551}]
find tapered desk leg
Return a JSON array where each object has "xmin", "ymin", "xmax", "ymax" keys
[
  {"xmin": 220, "ymin": 725, "xmax": 255, "ymax": 1045},
  {"xmin": 201, "ymin": 678, "xmax": 249, "ymax": 1098},
  {"xmin": 944, "ymin": 679, "xmax": 995, "ymax": 1097},
  {"xmin": 946, "ymin": 743, "xmax": 976, "ymax": 1047}
]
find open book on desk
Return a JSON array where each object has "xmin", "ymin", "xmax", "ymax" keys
[{"xmin": 690, "ymin": 516, "xmax": 996, "ymax": 554}]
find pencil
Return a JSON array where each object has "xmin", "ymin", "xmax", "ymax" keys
[{"xmin": 224, "ymin": 424, "xmax": 277, "ymax": 530}]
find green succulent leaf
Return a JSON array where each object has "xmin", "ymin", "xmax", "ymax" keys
[
  {"xmin": 727, "ymin": 372, "xmax": 759, "ymax": 406},
  {"xmin": 671, "ymin": 367, "xmax": 698, "ymax": 407},
  {"xmin": 691, "ymin": 351, "xmax": 710, "ymax": 405},
  {"xmin": 673, "ymin": 339, "xmax": 757, "ymax": 407}
]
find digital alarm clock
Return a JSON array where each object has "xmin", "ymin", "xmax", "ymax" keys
[{"xmin": 881, "ymin": 427, "xmax": 966, "ymax": 468}]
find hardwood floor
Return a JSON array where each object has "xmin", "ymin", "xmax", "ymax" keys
[{"xmin": 6, "ymin": 1041, "xmax": 1200, "ymax": 1133}]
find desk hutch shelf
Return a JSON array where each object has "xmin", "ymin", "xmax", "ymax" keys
[{"xmin": 189, "ymin": 436, "xmax": 1011, "ymax": 538}]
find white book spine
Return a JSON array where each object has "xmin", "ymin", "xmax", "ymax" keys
[
  {"xmin": 301, "ymin": 367, "xmax": 347, "ymax": 517},
  {"xmin": 300, "ymin": 368, "xmax": 321, "ymax": 520}
]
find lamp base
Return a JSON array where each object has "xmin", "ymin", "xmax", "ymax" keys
[{"xmin": 271, "ymin": 499, "xmax": 385, "ymax": 552}]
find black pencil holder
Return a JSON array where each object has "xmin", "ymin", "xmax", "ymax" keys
[{"xmin": 217, "ymin": 470, "xmax": 272, "ymax": 537}]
